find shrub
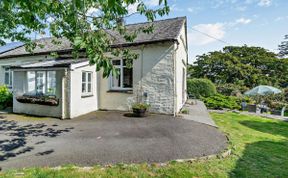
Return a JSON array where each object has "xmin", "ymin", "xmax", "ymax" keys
[
  {"xmin": 132, "ymin": 103, "xmax": 150, "ymax": 110},
  {"xmin": 202, "ymin": 94, "xmax": 241, "ymax": 110},
  {"xmin": 216, "ymin": 83, "xmax": 249, "ymax": 96},
  {"xmin": 0, "ymin": 85, "xmax": 13, "ymax": 109},
  {"xmin": 187, "ymin": 78, "xmax": 216, "ymax": 99}
]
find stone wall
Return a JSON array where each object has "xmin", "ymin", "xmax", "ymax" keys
[{"xmin": 133, "ymin": 44, "xmax": 175, "ymax": 114}]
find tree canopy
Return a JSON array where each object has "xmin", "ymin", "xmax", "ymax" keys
[
  {"xmin": 190, "ymin": 45, "xmax": 288, "ymax": 88},
  {"xmin": 0, "ymin": 0, "xmax": 169, "ymax": 77},
  {"xmin": 279, "ymin": 35, "xmax": 288, "ymax": 58}
]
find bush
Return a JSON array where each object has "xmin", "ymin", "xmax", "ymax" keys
[
  {"xmin": 0, "ymin": 85, "xmax": 13, "ymax": 109},
  {"xmin": 132, "ymin": 103, "xmax": 150, "ymax": 110},
  {"xmin": 202, "ymin": 94, "xmax": 241, "ymax": 110},
  {"xmin": 216, "ymin": 83, "xmax": 249, "ymax": 96},
  {"xmin": 187, "ymin": 78, "xmax": 216, "ymax": 99}
]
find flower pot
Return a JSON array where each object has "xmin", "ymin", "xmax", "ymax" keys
[{"xmin": 132, "ymin": 108, "xmax": 147, "ymax": 117}]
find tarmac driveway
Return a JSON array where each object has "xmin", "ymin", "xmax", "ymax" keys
[{"xmin": 0, "ymin": 111, "xmax": 227, "ymax": 170}]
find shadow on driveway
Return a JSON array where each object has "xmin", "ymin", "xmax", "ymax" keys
[
  {"xmin": 0, "ymin": 115, "xmax": 73, "ymax": 161},
  {"xmin": 1, "ymin": 111, "xmax": 227, "ymax": 170}
]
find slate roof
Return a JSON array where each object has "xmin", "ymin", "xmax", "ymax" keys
[{"xmin": 0, "ymin": 17, "xmax": 186, "ymax": 59}]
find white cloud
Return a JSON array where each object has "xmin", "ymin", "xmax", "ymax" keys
[
  {"xmin": 258, "ymin": 0, "xmax": 272, "ymax": 7},
  {"xmin": 187, "ymin": 6, "xmax": 202, "ymax": 14},
  {"xmin": 188, "ymin": 18, "xmax": 252, "ymax": 46},
  {"xmin": 189, "ymin": 23, "xmax": 226, "ymax": 45},
  {"xmin": 127, "ymin": 3, "xmax": 138, "ymax": 14},
  {"xmin": 275, "ymin": 16, "xmax": 288, "ymax": 22},
  {"xmin": 86, "ymin": 7, "xmax": 100, "ymax": 16},
  {"xmin": 245, "ymin": 0, "xmax": 272, "ymax": 7},
  {"xmin": 234, "ymin": 18, "xmax": 252, "ymax": 25},
  {"xmin": 144, "ymin": 0, "xmax": 159, "ymax": 7}
]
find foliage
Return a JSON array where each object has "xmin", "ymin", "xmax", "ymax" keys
[
  {"xmin": 0, "ymin": 85, "xmax": 12, "ymax": 108},
  {"xmin": 0, "ymin": 0, "xmax": 169, "ymax": 77},
  {"xmin": 180, "ymin": 108, "xmax": 189, "ymax": 114},
  {"xmin": 2, "ymin": 112, "xmax": 288, "ymax": 178},
  {"xmin": 187, "ymin": 78, "xmax": 216, "ymax": 99},
  {"xmin": 190, "ymin": 45, "xmax": 288, "ymax": 88},
  {"xmin": 216, "ymin": 83, "xmax": 249, "ymax": 96},
  {"xmin": 201, "ymin": 94, "xmax": 241, "ymax": 110},
  {"xmin": 279, "ymin": 35, "xmax": 288, "ymax": 58},
  {"xmin": 132, "ymin": 103, "xmax": 150, "ymax": 110}
]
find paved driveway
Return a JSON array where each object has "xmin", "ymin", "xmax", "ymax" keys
[{"xmin": 0, "ymin": 111, "xmax": 227, "ymax": 170}]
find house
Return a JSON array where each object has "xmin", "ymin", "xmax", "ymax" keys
[{"xmin": 0, "ymin": 17, "xmax": 188, "ymax": 119}]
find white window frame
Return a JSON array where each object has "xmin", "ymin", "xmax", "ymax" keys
[
  {"xmin": 82, "ymin": 71, "xmax": 93, "ymax": 96},
  {"xmin": 110, "ymin": 59, "xmax": 133, "ymax": 90},
  {"xmin": 27, "ymin": 70, "xmax": 56, "ymax": 95},
  {"xmin": 4, "ymin": 67, "xmax": 13, "ymax": 88}
]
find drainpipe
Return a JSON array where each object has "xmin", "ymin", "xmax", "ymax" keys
[
  {"xmin": 173, "ymin": 41, "xmax": 179, "ymax": 117},
  {"xmin": 140, "ymin": 45, "xmax": 144, "ymax": 103}
]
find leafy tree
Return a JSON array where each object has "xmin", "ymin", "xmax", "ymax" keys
[
  {"xmin": 0, "ymin": 0, "xmax": 169, "ymax": 77},
  {"xmin": 279, "ymin": 35, "xmax": 288, "ymax": 58},
  {"xmin": 191, "ymin": 45, "xmax": 288, "ymax": 88}
]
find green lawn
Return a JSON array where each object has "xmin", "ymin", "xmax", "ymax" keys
[{"xmin": 2, "ymin": 112, "xmax": 288, "ymax": 178}]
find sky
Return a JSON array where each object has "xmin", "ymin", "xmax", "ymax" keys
[
  {"xmin": 126, "ymin": 0, "xmax": 288, "ymax": 64},
  {"xmin": 2, "ymin": 0, "xmax": 288, "ymax": 64}
]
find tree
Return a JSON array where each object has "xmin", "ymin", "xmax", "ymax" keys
[
  {"xmin": 0, "ymin": 0, "xmax": 169, "ymax": 77},
  {"xmin": 191, "ymin": 45, "xmax": 288, "ymax": 88},
  {"xmin": 279, "ymin": 35, "xmax": 288, "ymax": 58}
]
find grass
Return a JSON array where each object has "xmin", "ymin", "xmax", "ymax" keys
[{"xmin": 1, "ymin": 112, "xmax": 288, "ymax": 178}]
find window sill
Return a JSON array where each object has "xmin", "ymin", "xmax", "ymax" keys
[
  {"xmin": 107, "ymin": 90, "xmax": 133, "ymax": 94},
  {"xmin": 81, "ymin": 94, "xmax": 94, "ymax": 98}
]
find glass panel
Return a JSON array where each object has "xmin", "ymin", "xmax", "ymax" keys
[
  {"xmin": 87, "ymin": 83, "xmax": 92, "ymax": 93},
  {"xmin": 111, "ymin": 68, "xmax": 121, "ymax": 88},
  {"xmin": 4, "ymin": 72, "xmax": 9, "ymax": 85},
  {"xmin": 36, "ymin": 71, "xmax": 46, "ymax": 95},
  {"xmin": 27, "ymin": 71, "xmax": 36, "ymax": 93},
  {"xmin": 9, "ymin": 70, "xmax": 13, "ymax": 86},
  {"xmin": 123, "ymin": 67, "xmax": 133, "ymax": 88},
  {"xmin": 82, "ymin": 72, "xmax": 86, "ymax": 82},
  {"xmin": 82, "ymin": 83, "xmax": 86, "ymax": 93},
  {"xmin": 47, "ymin": 71, "xmax": 56, "ymax": 95},
  {"xmin": 112, "ymin": 60, "xmax": 121, "ymax": 65},
  {"xmin": 87, "ymin": 72, "xmax": 92, "ymax": 82}
]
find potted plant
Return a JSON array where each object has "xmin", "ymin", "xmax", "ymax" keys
[{"xmin": 132, "ymin": 103, "xmax": 150, "ymax": 117}]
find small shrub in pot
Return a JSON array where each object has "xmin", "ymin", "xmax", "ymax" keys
[{"xmin": 132, "ymin": 103, "xmax": 150, "ymax": 117}]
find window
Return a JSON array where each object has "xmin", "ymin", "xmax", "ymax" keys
[
  {"xmin": 4, "ymin": 67, "xmax": 13, "ymax": 88},
  {"xmin": 82, "ymin": 71, "xmax": 92, "ymax": 95},
  {"xmin": 27, "ymin": 71, "xmax": 56, "ymax": 95},
  {"xmin": 110, "ymin": 59, "xmax": 133, "ymax": 90}
]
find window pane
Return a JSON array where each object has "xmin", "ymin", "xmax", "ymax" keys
[
  {"xmin": 88, "ymin": 83, "xmax": 92, "ymax": 92},
  {"xmin": 36, "ymin": 71, "xmax": 46, "ymax": 94},
  {"xmin": 9, "ymin": 70, "xmax": 13, "ymax": 86},
  {"xmin": 47, "ymin": 71, "xmax": 56, "ymax": 95},
  {"xmin": 112, "ymin": 60, "xmax": 121, "ymax": 65},
  {"xmin": 123, "ymin": 67, "xmax": 133, "ymax": 88},
  {"xmin": 87, "ymin": 72, "xmax": 92, "ymax": 82},
  {"xmin": 82, "ymin": 72, "xmax": 86, "ymax": 82},
  {"xmin": 4, "ymin": 72, "xmax": 9, "ymax": 85},
  {"xmin": 82, "ymin": 83, "xmax": 86, "ymax": 93},
  {"xmin": 111, "ymin": 68, "xmax": 121, "ymax": 88},
  {"xmin": 27, "ymin": 71, "xmax": 36, "ymax": 93}
]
